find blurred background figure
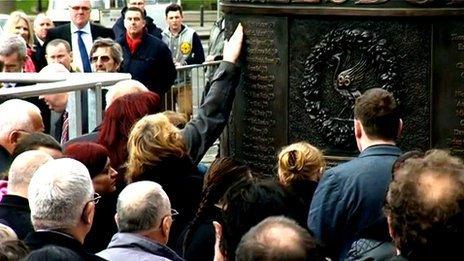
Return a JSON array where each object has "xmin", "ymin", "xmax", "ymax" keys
[
  {"xmin": 4, "ymin": 11, "xmax": 36, "ymax": 72},
  {"xmin": 32, "ymin": 13, "xmax": 54, "ymax": 71}
]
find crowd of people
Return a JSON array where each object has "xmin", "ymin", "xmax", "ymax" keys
[{"xmin": 1, "ymin": 0, "xmax": 464, "ymax": 261}]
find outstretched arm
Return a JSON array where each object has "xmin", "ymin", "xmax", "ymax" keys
[{"xmin": 181, "ymin": 24, "xmax": 244, "ymax": 164}]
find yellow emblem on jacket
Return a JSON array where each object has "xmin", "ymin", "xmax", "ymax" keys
[{"xmin": 180, "ymin": 42, "xmax": 192, "ymax": 55}]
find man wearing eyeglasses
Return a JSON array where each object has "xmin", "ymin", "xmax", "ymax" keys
[
  {"xmin": 97, "ymin": 181, "xmax": 183, "ymax": 261},
  {"xmin": 113, "ymin": 0, "xmax": 163, "ymax": 40},
  {"xmin": 24, "ymin": 158, "xmax": 106, "ymax": 260},
  {"xmin": 44, "ymin": 0, "xmax": 114, "ymax": 134},
  {"xmin": 90, "ymin": 38, "xmax": 123, "ymax": 73}
]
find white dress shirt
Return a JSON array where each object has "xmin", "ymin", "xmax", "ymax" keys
[{"xmin": 70, "ymin": 22, "xmax": 93, "ymax": 72}]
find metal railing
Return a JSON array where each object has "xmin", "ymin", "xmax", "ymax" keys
[
  {"xmin": 0, "ymin": 61, "xmax": 221, "ymax": 139},
  {"xmin": 0, "ymin": 73, "xmax": 131, "ymax": 138},
  {"xmin": 165, "ymin": 60, "xmax": 221, "ymax": 118}
]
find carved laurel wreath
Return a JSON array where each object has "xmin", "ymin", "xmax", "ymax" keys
[{"xmin": 301, "ymin": 28, "xmax": 399, "ymax": 147}]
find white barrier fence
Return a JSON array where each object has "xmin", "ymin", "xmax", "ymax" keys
[{"xmin": 0, "ymin": 61, "xmax": 221, "ymax": 139}]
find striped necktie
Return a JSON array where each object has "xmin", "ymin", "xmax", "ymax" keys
[{"xmin": 61, "ymin": 111, "xmax": 69, "ymax": 145}]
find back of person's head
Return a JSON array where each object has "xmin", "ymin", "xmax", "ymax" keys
[
  {"xmin": 12, "ymin": 132, "xmax": 62, "ymax": 159},
  {"xmin": 65, "ymin": 142, "xmax": 109, "ymax": 179},
  {"xmin": 8, "ymin": 150, "xmax": 53, "ymax": 196},
  {"xmin": 385, "ymin": 149, "xmax": 464, "ymax": 260},
  {"xmin": 162, "ymin": 110, "xmax": 188, "ymax": 129},
  {"xmin": 0, "ymin": 223, "xmax": 17, "ymax": 242},
  {"xmin": 126, "ymin": 113, "xmax": 186, "ymax": 182},
  {"xmin": 28, "ymin": 158, "xmax": 94, "ymax": 230},
  {"xmin": 277, "ymin": 142, "xmax": 325, "ymax": 186},
  {"xmin": 98, "ymin": 92, "xmax": 161, "ymax": 169},
  {"xmin": 0, "ymin": 99, "xmax": 43, "ymax": 154},
  {"xmin": 354, "ymin": 88, "xmax": 400, "ymax": 141},
  {"xmin": 0, "ymin": 239, "xmax": 29, "ymax": 261},
  {"xmin": 391, "ymin": 150, "xmax": 424, "ymax": 178},
  {"xmin": 105, "ymin": 79, "xmax": 149, "ymax": 109},
  {"xmin": 236, "ymin": 216, "xmax": 323, "ymax": 261},
  {"xmin": 116, "ymin": 181, "xmax": 171, "ymax": 241},
  {"xmin": 220, "ymin": 178, "xmax": 292, "ymax": 261}
]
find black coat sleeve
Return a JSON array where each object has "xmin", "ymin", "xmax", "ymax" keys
[
  {"xmin": 185, "ymin": 32, "xmax": 205, "ymax": 65},
  {"xmin": 156, "ymin": 43, "xmax": 177, "ymax": 95},
  {"xmin": 181, "ymin": 61, "xmax": 240, "ymax": 164}
]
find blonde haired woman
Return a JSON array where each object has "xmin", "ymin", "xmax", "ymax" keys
[
  {"xmin": 277, "ymin": 142, "xmax": 325, "ymax": 224},
  {"xmin": 126, "ymin": 113, "xmax": 203, "ymax": 250},
  {"xmin": 126, "ymin": 24, "xmax": 243, "ymax": 250},
  {"xmin": 4, "ymin": 11, "xmax": 36, "ymax": 72}
]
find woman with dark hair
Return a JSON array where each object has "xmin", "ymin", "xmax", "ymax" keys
[
  {"xmin": 181, "ymin": 157, "xmax": 252, "ymax": 261},
  {"xmin": 97, "ymin": 91, "xmax": 161, "ymax": 171},
  {"xmin": 64, "ymin": 142, "xmax": 118, "ymax": 253}
]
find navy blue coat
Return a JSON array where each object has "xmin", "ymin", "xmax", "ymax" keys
[
  {"xmin": 308, "ymin": 144, "xmax": 402, "ymax": 260},
  {"xmin": 117, "ymin": 33, "xmax": 176, "ymax": 96}
]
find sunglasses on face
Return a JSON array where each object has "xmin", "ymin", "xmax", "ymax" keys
[
  {"xmin": 70, "ymin": 6, "xmax": 91, "ymax": 11},
  {"xmin": 90, "ymin": 55, "xmax": 111, "ymax": 63}
]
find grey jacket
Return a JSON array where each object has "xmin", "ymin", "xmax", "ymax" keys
[{"xmin": 97, "ymin": 233, "xmax": 183, "ymax": 261}]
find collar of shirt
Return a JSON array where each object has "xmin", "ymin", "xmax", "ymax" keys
[
  {"xmin": 71, "ymin": 21, "xmax": 91, "ymax": 35},
  {"xmin": 35, "ymin": 35, "xmax": 45, "ymax": 46}
]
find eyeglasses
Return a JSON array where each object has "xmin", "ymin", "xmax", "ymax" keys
[
  {"xmin": 171, "ymin": 208, "xmax": 179, "ymax": 217},
  {"xmin": 90, "ymin": 55, "xmax": 111, "ymax": 63},
  {"xmin": 70, "ymin": 6, "xmax": 91, "ymax": 11},
  {"xmin": 88, "ymin": 192, "xmax": 101, "ymax": 205}
]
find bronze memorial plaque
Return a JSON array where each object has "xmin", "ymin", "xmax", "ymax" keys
[{"xmin": 222, "ymin": 1, "xmax": 464, "ymax": 175}]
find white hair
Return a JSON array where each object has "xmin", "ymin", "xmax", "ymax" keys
[
  {"xmin": 28, "ymin": 158, "xmax": 93, "ymax": 230},
  {"xmin": 40, "ymin": 63, "xmax": 70, "ymax": 73},
  {"xmin": 0, "ymin": 34, "xmax": 27, "ymax": 60},
  {"xmin": 116, "ymin": 181, "xmax": 171, "ymax": 232},
  {"xmin": 0, "ymin": 99, "xmax": 41, "ymax": 140},
  {"xmin": 105, "ymin": 79, "xmax": 149, "ymax": 110},
  {"xmin": 8, "ymin": 150, "xmax": 53, "ymax": 194},
  {"xmin": 33, "ymin": 13, "xmax": 52, "ymax": 28}
]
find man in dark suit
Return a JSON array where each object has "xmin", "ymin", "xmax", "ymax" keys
[
  {"xmin": 44, "ymin": 0, "xmax": 114, "ymax": 134},
  {"xmin": 308, "ymin": 88, "xmax": 403, "ymax": 260},
  {"xmin": 0, "ymin": 151, "xmax": 52, "ymax": 240},
  {"xmin": 32, "ymin": 13, "xmax": 54, "ymax": 71},
  {"xmin": 45, "ymin": 0, "xmax": 114, "ymax": 72}
]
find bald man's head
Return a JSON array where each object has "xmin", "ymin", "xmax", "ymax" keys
[
  {"xmin": 0, "ymin": 99, "xmax": 44, "ymax": 154},
  {"xmin": 8, "ymin": 150, "xmax": 53, "ymax": 198},
  {"xmin": 105, "ymin": 80, "xmax": 149, "ymax": 109}
]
